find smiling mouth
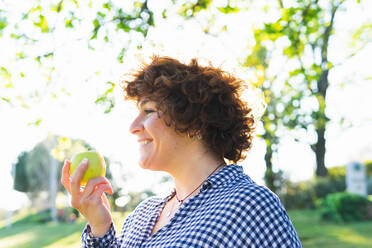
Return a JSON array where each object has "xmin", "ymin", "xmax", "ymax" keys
[{"xmin": 139, "ymin": 139, "xmax": 152, "ymax": 145}]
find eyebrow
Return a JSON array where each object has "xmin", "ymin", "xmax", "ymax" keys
[{"xmin": 138, "ymin": 99, "xmax": 150, "ymax": 108}]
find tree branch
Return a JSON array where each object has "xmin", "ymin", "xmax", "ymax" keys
[{"xmin": 277, "ymin": 0, "xmax": 284, "ymax": 8}]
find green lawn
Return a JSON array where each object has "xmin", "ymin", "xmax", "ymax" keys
[
  {"xmin": 0, "ymin": 211, "xmax": 128, "ymax": 248},
  {"xmin": 289, "ymin": 210, "xmax": 372, "ymax": 248},
  {"xmin": 0, "ymin": 209, "xmax": 371, "ymax": 247}
]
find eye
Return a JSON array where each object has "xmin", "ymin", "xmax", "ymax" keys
[{"xmin": 144, "ymin": 109, "xmax": 156, "ymax": 115}]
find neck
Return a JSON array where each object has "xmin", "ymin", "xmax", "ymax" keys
[{"xmin": 167, "ymin": 151, "xmax": 225, "ymax": 200}]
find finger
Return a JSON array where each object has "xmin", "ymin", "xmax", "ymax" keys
[
  {"xmin": 61, "ymin": 160, "xmax": 71, "ymax": 193},
  {"xmin": 102, "ymin": 193, "xmax": 111, "ymax": 210},
  {"xmin": 70, "ymin": 158, "xmax": 89, "ymax": 197},
  {"xmin": 89, "ymin": 184, "xmax": 112, "ymax": 203},
  {"xmin": 82, "ymin": 177, "xmax": 113, "ymax": 198}
]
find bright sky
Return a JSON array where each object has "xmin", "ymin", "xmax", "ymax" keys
[{"xmin": 1, "ymin": 0, "xmax": 372, "ymax": 211}]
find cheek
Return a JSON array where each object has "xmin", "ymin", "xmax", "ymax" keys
[{"xmin": 145, "ymin": 115, "xmax": 167, "ymax": 135}]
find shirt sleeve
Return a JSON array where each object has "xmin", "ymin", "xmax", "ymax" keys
[
  {"xmin": 81, "ymin": 212, "xmax": 134, "ymax": 248},
  {"xmin": 242, "ymin": 185, "xmax": 303, "ymax": 248},
  {"xmin": 81, "ymin": 222, "xmax": 118, "ymax": 248}
]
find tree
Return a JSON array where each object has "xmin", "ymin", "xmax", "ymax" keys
[
  {"xmin": 244, "ymin": 0, "xmax": 364, "ymax": 177},
  {"xmin": 12, "ymin": 135, "xmax": 115, "ymax": 208},
  {"xmin": 1, "ymin": 0, "xmax": 155, "ymax": 113},
  {"xmin": 13, "ymin": 152, "xmax": 29, "ymax": 192},
  {"xmin": 173, "ymin": 0, "xmax": 370, "ymax": 186}
]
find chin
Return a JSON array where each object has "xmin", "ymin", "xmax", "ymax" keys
[
  {"xmin": 138, "ymin": 158, "xmax": 163, "ymax": 171},
  {"xmin": 138, "ymin": 158, "xmax": 153, "ymax": 170}
]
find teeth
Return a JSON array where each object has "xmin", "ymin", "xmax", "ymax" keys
[{"xmin": 144, "ymin": 141, "xmax": 149, "ymax": 145}]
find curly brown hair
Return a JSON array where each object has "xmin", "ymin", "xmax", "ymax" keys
[{"xmin": 122, "ymin": 56, "xmax": 255, "ymax": 163}]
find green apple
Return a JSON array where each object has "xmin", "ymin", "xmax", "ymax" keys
[{"xmin": 70, "ymin": 151, "xmax": 106, "ymax": 186}]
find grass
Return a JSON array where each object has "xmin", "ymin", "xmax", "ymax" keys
[
  {"xmin": 289, "ymin": 209, "xmax": 372, "ymax": 248},
  {"xmin": 0, "ymin": 209, "xmax": 371, "ymax": 247},
  {"xmin": 0, "ymin": 211, "xmax": 128, "ymax": 248}
]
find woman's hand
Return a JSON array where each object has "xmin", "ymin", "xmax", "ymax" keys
[{"xmin": 61, "ymin": 159, "xmax": 113, "ymax": 237}]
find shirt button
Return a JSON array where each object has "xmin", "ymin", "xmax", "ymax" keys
[{"xmin": 201, "ymin": 182, "xmax": 211, "ymax": 191}]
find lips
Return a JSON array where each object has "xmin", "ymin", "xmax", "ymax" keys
[{"xmin": 138, "ymin": 139, "xmax": 153, "ymax": 145}]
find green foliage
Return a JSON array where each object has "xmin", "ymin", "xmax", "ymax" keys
[
  {"xmin": 179, "ymin": 0, "xmax": 213, "ymax": 17},
  {"xmin": 281, "ymin": 162, "xmax": 372, "ymax": 210},
  {"xmin": 281, "ymin": 180, "xmax": 316, "ymax": 209},
  {"xmin": 317, "ymin": 192, "xmax": 371, "ymax": 222},
  {"xmin": 13, "ymin": 152, "xmax": 30, "ymax": 192},
  {"xmin": 1, "ymin": 0, "xmax": 156, "ymax": 109},
  {"xmin": 0, "ymin": 11, "xmax": 7, "ymax": 36},
  {"xmin": 313, "ymin": 176, "xmax": 346, "ymax": 199},
  {"xmin": 33, "ymin": 14, "xmax": 49, "ymax": 33},
  {"xmin": 240, "ymin": 0, "xmax": 359, "ymax": 178},
  {"xmin": 365, "ymin": 160, "xmax": 372, "ymax": 176},
  {"xmin": 217, "ymin": 4, "xmax": 240, "ymax": 14},
  {"xmin": 281, "ymin": 165, "xmax": 347, "ymax": 209},
  {"xmin": 90, "ymin": 0, "xmax": 154, "ymax": 41},
  {"xmin": 264, "ymin": 169, "xmax": 286, "ymax": 194},
  {"xmin": 0, "ymin": 67, "xmax": 12, "ymax": 88},
  {"xmin": 12, "ymin": 135, "xmax": 117, "ymax": 206},
  {"xmin": 21, "ymin": 143, "xmax": 51, "ymax": 193},
  {"xmin": 12, "ymin": 209, "xmax": 53, "ymax": 224},
  {"xmin": 327, "ymin": 165, "xmax": 346, "ymax": 181},
  {"xmin": 94, "ymin": 81, "xmax": 116, "ymax": 113},
  {"xmin": 367, "ymin": 178, "xmax": 372, "ymax": 195}
]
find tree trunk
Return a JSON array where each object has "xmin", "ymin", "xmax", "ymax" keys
[
  {"xmin": 312, "ymin": 2, "xmax": 341, "ymax": 177},
  {"xmin": 314, "ymin": 127, "xmax": 328, "ymax": 177},
  {"xmin": 313, "ymin": 68, "xmax": 329, "ymax": 177},
  {"xmin": 264, "ymin": 145, "xmax": 276, "ymax": 192}
]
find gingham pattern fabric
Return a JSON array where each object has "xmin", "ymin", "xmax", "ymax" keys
[{"xmin": 82, "ymin": 165, "xmax": 302, "ymax": 247}]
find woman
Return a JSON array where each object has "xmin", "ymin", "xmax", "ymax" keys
[{"xmin": 61, "ymin": 56, "xmax": 302, "ymax": 247}]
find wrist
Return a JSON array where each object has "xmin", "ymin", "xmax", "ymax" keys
[{"xmin": 89, "ymin": 222, "xmax": 112, "ymax": 238}]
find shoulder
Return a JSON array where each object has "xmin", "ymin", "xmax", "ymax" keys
[
  {"xmin": 214, "ymin": 171, "xmax": 290, "ymax": 225},
  {"xmin": 235, "ymin": 175, "xmax": 282, "ymax": 207},
  {"xmin": 221, "ymin": 171, "xmax": 282, "ymax": 208},
  {"xmin": 210, "ymin": 171, "xmax": 302, "ymax": 247}
]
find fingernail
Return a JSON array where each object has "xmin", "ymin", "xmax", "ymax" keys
[{"xmin": 82, "ymin": 158, "xmax": 88, "ymax": 164}]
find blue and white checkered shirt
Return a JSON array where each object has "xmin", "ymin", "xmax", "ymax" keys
[{"xmin": 82, "ymin": 165, "xmax": 302, "ymax": 247}]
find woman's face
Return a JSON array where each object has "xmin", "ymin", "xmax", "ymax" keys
[{"xmin": 129, "ymin": 100, "xmax": 188, "ymax": 171}]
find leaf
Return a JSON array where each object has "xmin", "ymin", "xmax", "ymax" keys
[
  {"xmin": 0, "ymin": 67, "xmax": 11, "ymax": 80},
  {"xmin": 16, "ymin": 52, "xmax": 26, "ymax": 59},
  {"xmin": 70, "ymin": 0, "xmax": 79, "ymax": 8},
  {"xmin": 50, "ymin": 0, "xmax": 64, "ymax": 12},
  {"xmin": 65, "ymin": 13, "xmax": 78, "ymax": 28},
  {"xmin": 95, "ymin": 95, "xmax": 115, "ymax": 114},
  {"xmin": 34, "ymin": 15, "xmax": 49, "ymax": 33},
  {"xmin": 97, "ymin": 11, "xmax": 106, "ymax": 18},
  {"xmin": 217, "ymin": 5, "xmax": 240, "ymax": 14},
  {"xmin": 0, "ymin": 16, "xmax": 7, "ymax": 34},
  {"xmin": 162, "ymin": 9, "xmax": 167, "ymax": 18},
  {"xmin": 117, "ymin": 47, "xmax": 126, "ymax": 63},
  {"xmin": 27, "ymin": 118, "xmax": 42, "ymax": 126},
  {"xmin": 93, "ymin": 18, "xmax": 100, "ymax": 28},
  {"xmin": 103, "ymin": 2, "xmax": 112, "ymax": 11},
  {"xmin": 1, "ymin": 96, "xmax": 11, "ymax": 103}
]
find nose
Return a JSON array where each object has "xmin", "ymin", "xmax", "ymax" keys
[{"xmin": 129, "ymin": 114, "xmax": 144, "ymax": 135}]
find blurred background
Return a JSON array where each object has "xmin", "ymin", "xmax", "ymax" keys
[{"xmin": 0, "ymin": 0, "xmax": 371, "ymax": 247}]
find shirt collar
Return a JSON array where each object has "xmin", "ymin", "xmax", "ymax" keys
[
  {"xmin": 162, "ymin": 164, "xmax": 247, "ymax": 203},
  {"xmin": 203, "ymin": 164, "xmax": 245, "ymax": 189}
]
